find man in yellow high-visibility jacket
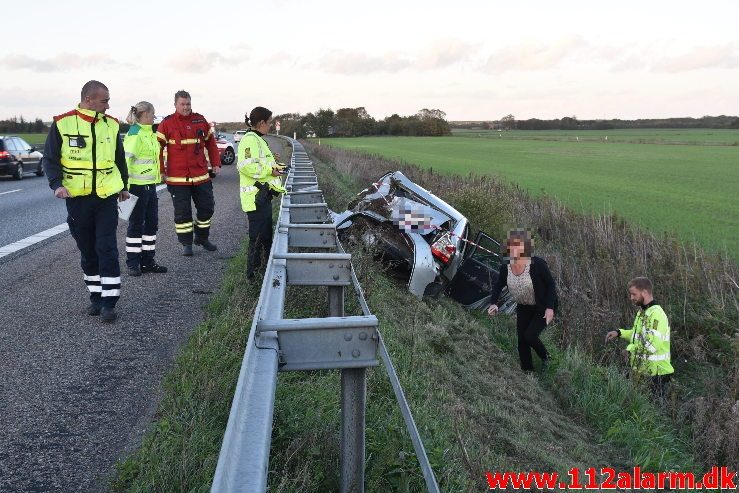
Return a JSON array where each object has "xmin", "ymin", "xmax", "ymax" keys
[
  {"xmin": 43, "ymin": 80, "xmax": 130, "ymax": 323},
  {"xmin": 606, "ymin": 277, "xmax": 674, "ymax": 396}
]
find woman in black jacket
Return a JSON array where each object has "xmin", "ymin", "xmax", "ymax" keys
[{"xmin": 488, "ymin": 229, "xmax": 558, "ymax": 371}]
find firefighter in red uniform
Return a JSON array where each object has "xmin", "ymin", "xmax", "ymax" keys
[{"xmin": 156, "ymin": 90, "xmax": 221, "ymax": 256}]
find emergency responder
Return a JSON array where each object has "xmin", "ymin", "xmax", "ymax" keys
[
  {"xmin": 123, "ymin": 101, "xmax": 167, "ymax": 276},
  {"xmin": 237, "ymin": 106, "xmax": 286, "ymax": 279},
  {"xmin": 42, "ymin": 80, "xmax": 130, "ymax": 323},
  {"xmin": 605, "ymin": 277, "xmax": 674, "ymax": 396},
  {"xmin": 156, "ymin": 90, "xmax": 220, "ymax": 256}
]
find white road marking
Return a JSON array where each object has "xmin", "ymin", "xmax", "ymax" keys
[
  {"xmin": 0, "ymin": 185, "xmax": 168, "ymax": 259},
  {"xmin": 0, "ymin": 189, "xmax": 22, "ymax": 196},
  {"xmin": 0, "ymin": 223, "xmax": 70, "ymax": 258}
]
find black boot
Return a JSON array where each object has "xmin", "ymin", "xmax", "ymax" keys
[
  {"xmin": 194, "ymin": 237, "xmax": 218, "ymax": 251},
  {"xmin": 141, "ymin": 262, "xmax": 168, "ymax": 273},
  {"xmin": 101, "ymin": 307, "xmax": 117, "ymax": 323},
  {"xmin": 87, "ymin": 302, "xmax": 102, "ymax": 316},
  {"xmin": 182, "ymin": 244, "xmax": 194, "ymax": 256}
]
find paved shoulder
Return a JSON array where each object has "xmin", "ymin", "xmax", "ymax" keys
[{"xmin": 0, "ymin": 165, "xmax": 246, "ymax": 492}]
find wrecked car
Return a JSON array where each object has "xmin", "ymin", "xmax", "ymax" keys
[{"xmin": 332, "ymin": 171, "xmax": 515, "ymax": 312}]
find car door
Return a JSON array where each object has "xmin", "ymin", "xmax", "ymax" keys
[
  {"xmin": 14, "ymin": 137, "xmax": 34, "ymax": 171},
  {"xmin": 446, "ymin": 231, "xmax": 516, "ymax": 312},
  {"xmin": 4, "ymin": 138, "xmax": 20, "ymax": 166}
]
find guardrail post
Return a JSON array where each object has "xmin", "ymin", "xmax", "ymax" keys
[
  {"xmin": 214, "ymin": 139, "xmax": 438, "ymax": 493},
  {"xmin": 331, "ymin": 285, "xmax": 365, "ymax": 493}
]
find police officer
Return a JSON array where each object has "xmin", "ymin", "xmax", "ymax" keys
[
  {"xmin": 43, "ymin": 80, "xmax": 130, "ymax": 322},
  {"xmin": 156, "ymin": 90, "xmax": 220, "ymax": 256},
  {"xmin": 123, "ymin": 101, "xmax": 167, "ymax": 276},
  {"xmin": 237, "ymin": 106, "xmax": 286, "ymax": 279},
  {"xmin": 605, "ymin": 277, "xmax": 674, "ymax": 396}
]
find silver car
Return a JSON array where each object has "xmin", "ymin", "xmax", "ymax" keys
[{"xmin": 333, "ymin": 171, "xmax": 515, "ymax": 312}]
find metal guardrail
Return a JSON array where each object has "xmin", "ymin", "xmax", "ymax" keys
[{"xmin": 211, "ymin": 139, "xmax": 440, "ymax": 493}]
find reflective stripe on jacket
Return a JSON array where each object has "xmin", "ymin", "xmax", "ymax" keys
[
  {"xmin": 155, "ymin": 112, "xmax": 220, "ymax": 186},
  {"xmin": 236, "ymin": 131, "xmax": 286, "ymax": 212},
  {"xmin": 124, "ymin": 124, "xmax": 161, "ymax": 185},
  {"xmin": 620, "ymin": 304, "xmax": 674, "ymax": 376},
  {"xmin": 54, "ymin": 107, "xmax": 124, "ymax": 198}
]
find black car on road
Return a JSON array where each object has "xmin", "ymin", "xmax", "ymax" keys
[{"xmin": 0, "ymin": 135, "xmax": 44, "ymax": 179}]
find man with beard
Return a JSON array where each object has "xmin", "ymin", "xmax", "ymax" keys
[{"xmin": 605, "ymin": 277, "xmax": 674, "ymax": 396}]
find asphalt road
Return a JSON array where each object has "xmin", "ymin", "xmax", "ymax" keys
[
  {"xmin": 0, "ymin": 136, "xmax": 289, "ymax": 492},
  {"xmin": 0, "ymin": 174, "xmax": 66, "ymax": 248}
]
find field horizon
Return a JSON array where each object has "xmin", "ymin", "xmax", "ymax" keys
[{"xmin": 321, "ymin": 132, "xmax": 738, "ymax": 260}]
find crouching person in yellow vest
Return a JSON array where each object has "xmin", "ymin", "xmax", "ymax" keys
[
  {"xmin": 237, "ymin": 106, "xmax": 286, "ymax": 280},
  {"xmin": 42, "ymin": 80, "xmax": 130, "ymax": 323},
  {"xmin": 605, "ymin": 277, "xmax": 674, "ymax": 396}
]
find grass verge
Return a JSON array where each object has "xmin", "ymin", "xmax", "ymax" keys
[{"xmin": 112, "ymin": 140, "xmax": 711, "ymax": 492}]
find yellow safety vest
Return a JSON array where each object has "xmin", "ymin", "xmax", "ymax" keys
[
  {"xmin": 620, "ymin": 304, "xmax": 674, "ymax": 376},
  {"xmin": 124, "ymin": 124, "xmax": 161, "ymax": 185},
  {"xmin": 236, "ymin": 131, "xmax": 286, "ymax": 212},
  {"xmin": 54, "ymin": 107, "xmax": 124, "ymax": 198}
]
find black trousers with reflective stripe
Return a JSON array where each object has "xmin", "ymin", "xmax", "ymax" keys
[
  {"xmin": 126, "ymin": 184, "xmax": 159, "ymax": 268},
  {"xmin": 66, "ymin": 194, "xmax": 121, "ymax": 308},
  {"xmin": 246, "ymin": 195, "xmax": 273, "ymax": 277},
  {"xmin": 167, "ymin": 181, "xmax": 214, "ymax": 245}
]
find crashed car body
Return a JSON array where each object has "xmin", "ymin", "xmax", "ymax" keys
[{"xmin": 333, "ymin": 171, "xmax": 515, "ymax": 312}]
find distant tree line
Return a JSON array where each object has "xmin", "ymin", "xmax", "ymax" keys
[
  {"xmin": 452, "ymin": 114, "xmax": 739, "ymax": 131},
  {"xmin": 0, "ymin": 116, "xmax": 48, "ymax": 134},
  {"xmin": 271, "ymin": 107, "xmax": 451, "ymax": 138}
]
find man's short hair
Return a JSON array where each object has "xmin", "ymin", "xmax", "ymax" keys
[
  {"xmin": 174, "ymin": 90, "xmax": 191, "ymax": 102},
  {"xmin": 628, "ymin": 277, "xmax": 653, "ymax": 293},
  {"xmin": 81, "ymin": 80, "xmax": 108, "ymax": 101}
]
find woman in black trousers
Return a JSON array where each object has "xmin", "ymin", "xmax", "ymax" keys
[{"xmin": 488, "ymin": 229, "xmax": 558, "ymax": 371}]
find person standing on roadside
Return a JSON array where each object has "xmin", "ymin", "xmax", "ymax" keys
[
  {"xmin": 605, "ymin": 277, "xmax": 674, "ymax": 396},
  {"xmin": 487, "ymin": 228, "xmax": 558, "ymax": 371},
  {"xmin": 237, "ymin": 106, "xmax": 286, "ymax": 280},
  {"xmin": 123, "ymin": 102, "xmax": 167, "ymax": 276},
  {"xmin": 42, "ymin": 80, "xmax": 129, "ymax": 323},
  {"xmin": 155, "ymin": 90, "xmax": 220, "ymax": 256}
]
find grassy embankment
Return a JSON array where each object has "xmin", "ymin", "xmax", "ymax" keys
[
  {"xmin": 308, "ymin": 141, "xmax": 738, "ymax": 472},
  {"xmin": 111, "ymin": 136, "xmax": 718, "ymax": 492},
  {"xmin": 322, "ymin": 134, "xmax": 739, "ymax": 261}
]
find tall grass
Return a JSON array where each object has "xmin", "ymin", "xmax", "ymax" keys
[{"xmin": 305, "ymin": 141, "xmax": 739, "ymax": 469}]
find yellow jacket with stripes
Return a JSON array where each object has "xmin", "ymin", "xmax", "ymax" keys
[
  {"xmin": 124, "ymin": 124, "xmax": 161, "ymax": 186},
  {"xmin": 236, "ymin": 131, "xmax": 286, "ymax": 212}
]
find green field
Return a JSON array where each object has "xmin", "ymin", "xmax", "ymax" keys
[
  {"xmin": 452, "ymin": 128, "xmax": 739, "ymax": 145},
  {"xmin": 321, "ymin": 133, "xmax": 739, "ymax": 258},
  {"xmin": 13, "ymin": 133, "xmax": 47, "ymax": 146}
]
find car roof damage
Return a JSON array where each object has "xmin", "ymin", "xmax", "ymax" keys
[{"xmin": 332, "ymin": 171, "xmax": 514, "ymax": 312}]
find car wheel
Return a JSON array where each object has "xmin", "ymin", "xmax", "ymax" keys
[
  {"xmin": 222, "ymin": 147, "xmax": 235, "ymax": 165},
  {"xmin": 13, "ymin": 162, "xmax": 23, "ymax": 180},
  {"xmin": 36, "ymin": 160, "xmax": 45, "ymax": 176}
]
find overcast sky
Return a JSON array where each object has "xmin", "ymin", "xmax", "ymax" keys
[{"xmin": 2, "ymin": 0, "xmax": 737, "ymax": 122}]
